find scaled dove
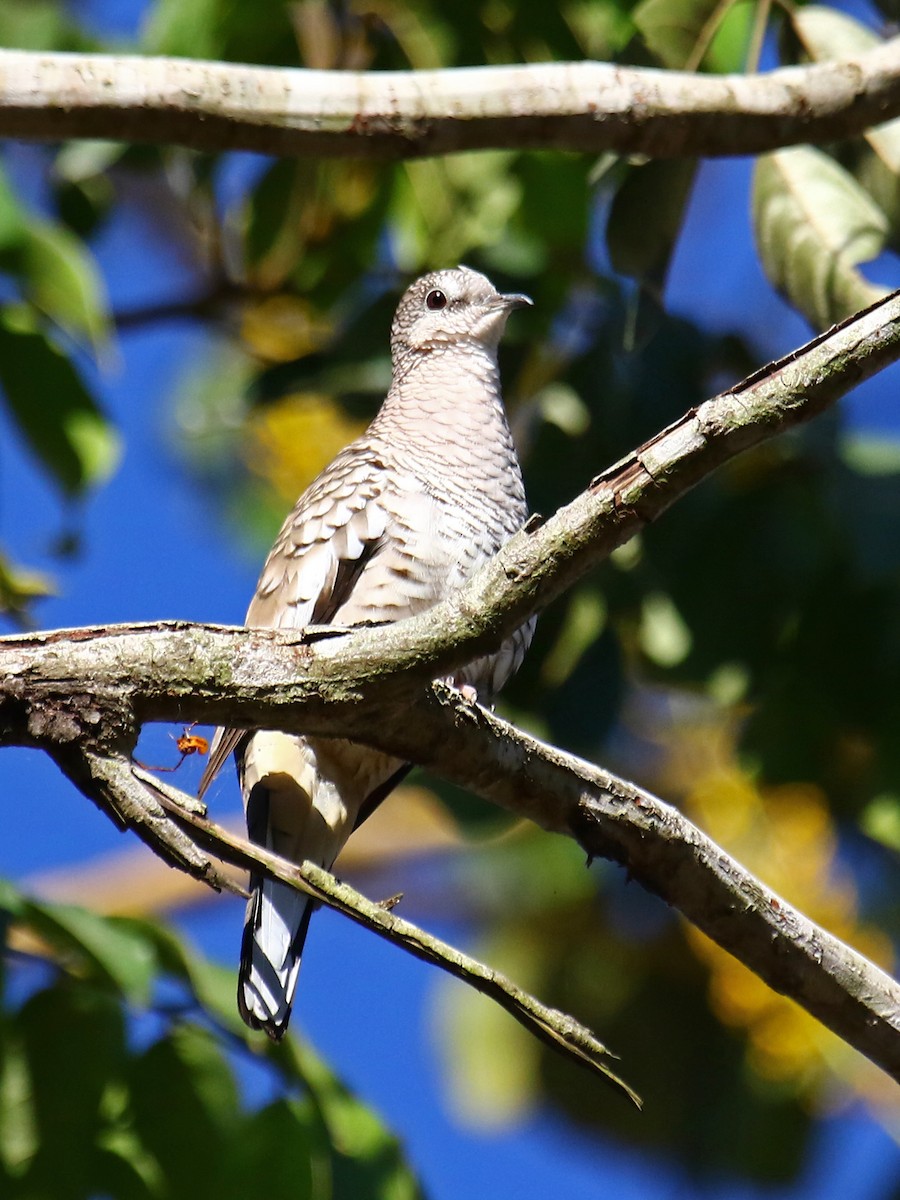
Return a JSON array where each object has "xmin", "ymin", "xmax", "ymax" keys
[{"xmin": 199, "ymin": 266, "xmax": 535, "ymax": 1039}]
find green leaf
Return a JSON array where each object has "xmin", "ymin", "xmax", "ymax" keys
[
  {"xmin": 634, "ymin": 0, "xmax": 744, "ymax": 69},
  {"xmin": 135, "ymin": 919, "xmax": 249, "ymax": 1036},
  {"xmin": 0, "ymin": 1029, "xmax": 38, "ymax": 1180},
  {"xmin": 224, "ymin": 1100, "xmax": 318, "ymax": 1200},
  {"xmin": 437, "ymin": 931, "xmax": 542, "ymax": 1129},
  {"xmin": 24, "ymin": 902, "xmax": 158, "ymax": 1004},
  {"xmin": 640, "ymin": 591, "xmax": 693, "ymax": 667},
  {"xmin": 606, "ymin": 158, "xmax": 698, "ymax": 298},
  {"xmin": 143, "ymin": 0, "xmax": 299, "ymax": 66},
  {"xmin": 0, "ymin": 164, "xmax": 110, "ymax": 350},
  {"xmin": 860, "ymin": 793, "xmax": 900, "ymax": 852},
  {"xmin": 0, "ymin": 311, "xmax": 121, "ymax": 495},
  {"xmin": 0, "ymin": 0, "xmax": 73, "ymax": 51},
  {"xmin": 0, "ymin": 551, "xmax": 56, "ymax": 623},
  {"xmin": 0, "ymin": 169, "xmax": 29, "ymax": 255},
  {"xmin": 54, "ymin": 139, "xmax": 130, "ymax": 184},
  {"xmin": 129, "ymin": 1024, "xmax": 240, "ymax": 1194},
  {"xmin": 21, "ymin": 219, "xmax": 111, "ymax": 352},
  {"xmin": 0, "ymin": 878, "xmax": 25, "ymax": 918},
  {"xmin": 142, "ymin": 0, "xmax": 221, "ymax": 60},
  {"xmin": 280, "ymin": 1040, "xmax": 425, "ymax": 1200},
  {"xmin": 17, "ymin": 984, "xmax": 126, "ymax": 1198},
  {"xmin": 704, "ymin": 0, "xmax": 755, "ymax": 73},
  {"xmin": 752, "ymin": 147, "xmax": 890, "ymax": 329}
]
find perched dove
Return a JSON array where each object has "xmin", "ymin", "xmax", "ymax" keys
[{"xmin": 199, "ymin": 266, "xmax": 534, "ymax": 1039}]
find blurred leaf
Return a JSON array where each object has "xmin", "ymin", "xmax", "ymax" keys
[
  {"xmin": 223, "ymin": 1099, "xmax": 318, "ymax": 1200},
  {"xmin": 20, "ymin": 218, "xmax": 111, "ymax": 351},
  {"xmin": 142, "ymin": 0, "xmax": 232, "ymax": 59},
  {"xmin": 129, "ymin": 918, "xmax": 247, "ymax": 1036},
  {"xmin": 607, "ymin": 159, "xmax": 698, "ymax": 299},
  {"xmin": 0, "ymin": 168, "xmax": 29, "ymax": 254},
  {"xmin": 128, "ymin": 1023, "xmax": 239, "ymax": 1194},
  {"xmin": 634, "ymin": 0, "xmax": 741, "ymax": 69},
  {"xmin": 639, "ymin": 591, "xmax": 692, "ymax": 667},
  {"xmin": 704, "ymin": 0, "xmax": 755, "ymax": 72},
  {"xmin": 24, "ymin": 901, "xmax": 157, "ymax": 1004},
  {"xmin": 17, "ymin": 984, "xmax": 126, "ymax": 1198},
  {"xmin": 243, "ymin": 158, "xmax": 305, "ymax": 285},
  {"xmin": 54, "ymin": 139, "xmax": 129, "ymax": 184},
  {"xmin": 0, "ymin": 551, "xmax": 55, "ymax": 623},
  {"xmin": 0, "ymin": 878, "xmax": 25, "ymax": 917},
  {"xmin": 0, "ymin": 163, "xmax": 111, "ymax": 351},
  {"xmin": 839, "ymin": 432, "xmax": 900, "ymax": 476},
  {"xmin": 438, "ymin": 931, "xmax": 541, "ymax": 1128},
  {"xmin": 241, "ymin": 298, "xmax": 332, "ymax": 363},
  {"xmin": 0, "ymin": 0, "xmax": 80, "ymax": 50},
  {"xmin": 286, "ymin": 1039, "xmax": 425, "ymax": 1200},
  {"xmin": 0, "ymin": 310, "xmax": 120, "ymax": 495},
  {"xmin": 0, "ymin": 1029, "xmax": 37, "ymax": 1181},
  {"xmin": 143, "ymin": 0, "xmax": 301, "ymax": 66},
  {"xmin": 248, "ymin": 391, "xmax": 368, "ymax": 501},
  {"xmin": 753, "ymin": 147, "xmax": 890, "ymax": 329},
  {"xmin": 0, "ymin": 879, "xmax": 427, "ymax": 1196},
  {"xmin": 54, "ymin": 176, "xmax": 114, "ymax": 241},
  {"xmin": 861, "ymin": 793, "xmax": 900, "ymax": 852}
]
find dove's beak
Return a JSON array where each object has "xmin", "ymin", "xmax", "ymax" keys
[{"xmin": 499, "ymin": 292, "xmax": 533, "ymax": 310}]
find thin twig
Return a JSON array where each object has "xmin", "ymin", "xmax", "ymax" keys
[{"xmin": 131, "ymin": 768, "xmax": 640, "ymax": 1105}]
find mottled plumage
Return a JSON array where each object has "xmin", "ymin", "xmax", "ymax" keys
[{"xmin": 199, "ymin": 266, "xmax": 534, "ymax": 1039}]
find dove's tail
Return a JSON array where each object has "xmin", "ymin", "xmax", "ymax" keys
[
  {"xmin": 237, "ymin": 733, "xmax": 347, "ymax": 1040},
  {"xmin": 235, "ymin": 731, "xmax": 404, "ymax": 1039},
  {"xmin": 238, "ymin": 863, "xmax": 313, "ymax": 1039}
]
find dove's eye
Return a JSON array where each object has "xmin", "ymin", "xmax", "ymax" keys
[{"xmin": 425, "ymin": 289, "xmax": 447, "ymax": 311}]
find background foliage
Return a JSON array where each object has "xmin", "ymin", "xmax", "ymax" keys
[{"xmin": 2, "ymin": 0, "xmax": 900, "ymax": 1195}]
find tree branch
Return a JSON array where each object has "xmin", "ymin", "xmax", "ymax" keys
[
  {"xmin": 0, "ymin": 44, "xmax": 898, "ymax": 159},
  {"xmin": 127, "ymin": 763, "xmax": 639, "ymax": 1106},
  {"xmin": 2, "ymin": 290, "xmax": 899, "ymax": 737},
  {"xmin": 3, "ymin": 295, "xmax": 900, "ymax": 1080},
  {"xmin": 384, "ymin": 687, "xmax": 900, "ymax": 1080}
]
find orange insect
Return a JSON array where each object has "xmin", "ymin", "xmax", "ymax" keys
[
  {"xmin": 176, "ymin": 732, "xmax": 209, "ymax": 757},
  {"xmin": 136, "ymin": 726, "xmax": 210, "ymax": 773}
]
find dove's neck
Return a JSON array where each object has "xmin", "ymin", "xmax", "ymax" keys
[
  {"xmin": 374, "ymin": 343, "xmax": 528, "ymax": 530},
  {"xmin": 372, "ymin": 340, "xmax": 522, "ymax": 509},
  {"xmin": 380, "ymin": 340, "xmax": 506, "ymax": 431}
]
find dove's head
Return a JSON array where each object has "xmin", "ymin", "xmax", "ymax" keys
[{"xmin": 391, "ymin": 266, "xmax": 531, "ymax": 359}]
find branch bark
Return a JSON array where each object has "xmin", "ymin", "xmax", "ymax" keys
[
  {"xmin": 121, "ymin": 716, "xmax": 900, "ymax": 1081},
  {"xmin": 132, "ymin": 764, "xmax": 640, "ymax": 1105},
  {"xmin": 0, "ymin": 43, "xmax": 898, "ymax": 159},
  {"xmin": 3, "ymin": 294, "xmax": 900, "ymax": 1079},
  {"xmin": 3, "ymin": 290, "xmax": 899, "ymax": 736}
]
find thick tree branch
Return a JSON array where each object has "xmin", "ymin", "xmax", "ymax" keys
[
  {"xmin": 3, "ymin": 295, "xmax": 900, "ymax": 1079},
  {"xmin": 2, "ymin": 290, "xmax": 899, "ymax": 739},
  {"xmin": 0, "ymin": 44, "xmax": 898, "ymax": 159}
]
